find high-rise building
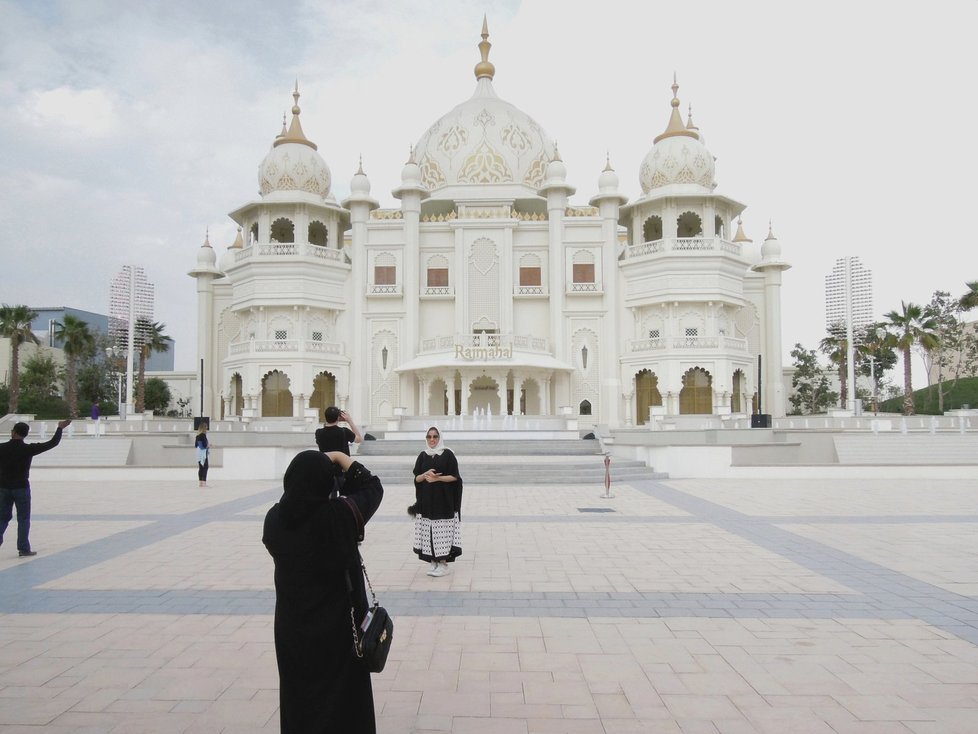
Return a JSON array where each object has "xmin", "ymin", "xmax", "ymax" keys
[
  {"xmin": 109, "ymin": 265, "xmax": 155, "ymax": 350},
  {"xmin": 825, "ymin": 257, "xmax": 873, "ymax": 330}
]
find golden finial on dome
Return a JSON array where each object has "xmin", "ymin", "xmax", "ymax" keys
[
  {"xmin": 274, "ymin": 81, "xmax": 318, "ymax": 150},
  {"xmin": 203, "ymin": 228, "xmax": 211, "ymax": 247},
  {"xmin": 732, "ymin": 217, "xmax": 752, "ymax": 243},
  {"xmin": 604, "ymin": 151, "xmax": 613, "ymax": 172},
  {"xmin": 653, "ymin": 75, "xmax": 698, "ymax": 144},
  {"xmin": 407, "ymin": 144, "xmax": 417, "ymax": 164},
  {"xmin": 766, "ymin": 219, "xmax": 776, "ymax": 240},
  {"xmin": 474, "ymin": 15, "xmax": 496, "ymax": 81},
  {"xmin": 356, "ymin": 155, "xmax": 364, "ymax": 175},
  {"xmin": 276, "ymin": 112, "xmax": 287, "ymax": 138},
  {"xmin": 231, "ymin": 227, "xmax": 244, "ymax": 249}
]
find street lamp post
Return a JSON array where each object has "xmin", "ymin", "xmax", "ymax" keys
[{"xmin": 105, "ymin": 347, "xmax": 128, "ymax": 418}]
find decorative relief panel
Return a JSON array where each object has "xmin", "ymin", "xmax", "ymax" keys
[{"xmin": 457, "ymin": 141, "xmax": 512, "ymax": 184}]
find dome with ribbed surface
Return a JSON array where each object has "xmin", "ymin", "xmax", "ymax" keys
[
  {"xmin": 412, "ymin": 21, "xmax": 554, "ymax": 199},
  {"xmin": 257, "ymin": 85, "xmax": 332, "ymax": 199},
  {"xmin": 638, "ymin": 79, "xmax": 715, "ymax": 194}
]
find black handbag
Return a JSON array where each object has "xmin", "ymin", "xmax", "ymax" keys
[{"xmin": 348, "ymin": 553, "xmax": 393, "ymax": 673}]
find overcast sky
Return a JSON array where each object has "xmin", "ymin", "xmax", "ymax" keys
[{"xmin": 2, "ymin": 0, "xmax": 976, "ymax": 385}]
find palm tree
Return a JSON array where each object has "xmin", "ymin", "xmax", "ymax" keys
[
  {"xmin": 959, "ymin": 281, "xmax": 978, "ymax": 311},
  {"xmin": 819, "ymin": 322, "xmax": 849, "ymax": 408},
  {"xmin": 134, "ymin": 320, "xmax": 170, "ymax": 413},
  {"xmin": 54, "ymin": 315, "xmax": 95, "ymax": 418},
  {"xmin": 0, "ymin": 304, "xmax": 40, "ymax": 413},
  {"xmin": 883, "ymin": 301, "xmax": 940, "ymax": 416}
]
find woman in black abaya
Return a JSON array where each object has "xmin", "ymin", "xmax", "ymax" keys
[
  {"xmin": 263, "ymin": 450, "xmax": 384, "ymax": 733},
  {"xmin": 410, "ymin": 427, "xmax": 463, "ymax": 577}
]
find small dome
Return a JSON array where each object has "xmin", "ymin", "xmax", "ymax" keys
[
  {"xmin": 761, "ymin": 223, "xmax": 781, "ymax": 260},
  {"xmin": 412, "ymin": 21, "xmax": 554, "ymax": 199},
  {"xmin": 638, "ymin": 79, "xmax": 715, "ymax": 194},
  {"xmin": 401, "ymin": 149, "xmax": 422, "ymax": 186},
  {"xmin": 350, "ymin": 158, "xmax": 371, "ymax": 195},
  {"xmin": 598, "ymin": 156, "xmax": 619, "ymax": 193},
  {"xmin": 257, "ymin": 85, "xmax": 332, "ymax": 200},
  {"xmin": 197, "ymin": 232, "xmax": 216, "ymax": 267},
  {"xmin": 545, "ymin": 147, "xmax": 567, "ymax": 182}
]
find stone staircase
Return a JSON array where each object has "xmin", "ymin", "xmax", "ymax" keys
[
  {"xmin": 30, "ymin": 437, "xmax": 133, "ymax": 467},
  {"xmin": 833, "ymin": 434, "xmax": 978, "ymax": 465},
  {"xmin": 357, "ymin": 438, "xmax": 667, "ymax": 485}
]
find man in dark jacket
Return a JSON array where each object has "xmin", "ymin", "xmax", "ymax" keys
[{"xmin": 0, "ymin": 419, "xmax": 71, "ymax": 557}]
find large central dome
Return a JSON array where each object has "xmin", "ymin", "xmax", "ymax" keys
[{"xmin": 413, "ymin": 21, "xmax": 554, "ymax": 200}]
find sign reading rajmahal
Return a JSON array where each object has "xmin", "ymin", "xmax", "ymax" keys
[{"xmin": 455, "ymin": 344, "xmax": 514, "ymax": 360}]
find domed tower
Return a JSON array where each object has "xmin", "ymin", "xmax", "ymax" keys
[
  {"xmin": 193, "ymin": 84, "xmax": 353, "ymax": 422},
  {"xmin": 617, "ymin": 78, "xmax": 779, "ymax": 422},
  {"xmin": 411, "ymin": 16, "xmax": 556, "ymax": 209}
]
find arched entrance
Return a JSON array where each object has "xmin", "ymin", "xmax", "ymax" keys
[
  {"xmin": 731, "ymin": 370, "xmax": 745, "ymax": 413},
  {"xmin": 310, "ymin": 371, "xmax": 336, "ymax": 421},
  {"xmin": 635, "ymin": 369, "xmax": 662, "ymax": 425},
  {"xmin": 468, "ymin": 375, "xmax": 501, "ymax": 415},
  {"xmin": 680, "ymin": 367, "xmax": 712, "ymax": 414},
  {"xmin": 262, "ymin": 370, "xmax": 293, "ymax": 417}
]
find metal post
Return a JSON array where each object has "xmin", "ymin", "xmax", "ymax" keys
[{"xmin": 600, "ymin": 453, "xmax": 614, "ymax": 499}]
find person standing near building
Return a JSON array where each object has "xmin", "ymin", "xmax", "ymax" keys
[
  {"xmin": 410, "ymin": 427, "xmax": 463, "ymax": 577},
  {"xmin": 314, "ymin": 407, "xmax": 363, "ymax": 456},
  {"xmin": 195, "ymin": 423, "xmax": 210, "ymax": 487},
  {"xmin": 0, "ymin": 419, "xmax": 71, "ymax": 557}
]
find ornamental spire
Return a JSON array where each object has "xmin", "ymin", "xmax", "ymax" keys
[
  {"xmin": 474, "ymin": 15, "xmax": 496, "ymax": 81},
  {"xmin": 274, "ymin": 81, "xmax": 318, "ymax": 150},
  {"xmin": 653, "ymin": 74, "xmax": 698, "ymax": 144}
]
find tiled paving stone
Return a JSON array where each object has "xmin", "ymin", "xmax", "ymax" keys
[{"xmin": 1, "ymin": 477, "xmax": 978, "ymax": 732}]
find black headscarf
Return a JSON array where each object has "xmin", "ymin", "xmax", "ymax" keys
[{"xmin": 278, "ymin": 450, "xmax": 339, "ymax": 529}]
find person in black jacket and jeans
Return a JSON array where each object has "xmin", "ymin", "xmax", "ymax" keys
[{"xmin": 0, "ymin": 419, "xmax": 71, "ymax": 557}]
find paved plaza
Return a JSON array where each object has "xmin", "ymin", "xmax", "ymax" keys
[{"xmin": 3, "ymin": 470, "xmax": 978, "ymax": 733}]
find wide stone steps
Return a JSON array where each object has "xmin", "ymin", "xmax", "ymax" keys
[
  {"xmin": 833, "ymin": 434, "xmax": 978, "ymax": 465},
  {"xmin": 357, "ymin": 438, "xmax": 602, "ymax": 457},
  {"xmin": 30, "ymin": 437, "xmax": 133, "ymax": 467},
  {"xmin": 356, "ymin": 435, "xmax": 667, "ymax": 484}
]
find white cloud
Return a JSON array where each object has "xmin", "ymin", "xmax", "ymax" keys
[{"xmin": 23, "ymin": 86, "xmax": 120, "ymax": 137}]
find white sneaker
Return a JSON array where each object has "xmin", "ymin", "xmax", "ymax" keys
[
  {"xmin": 429, "ymin": 563, "xmax": 449, "ymax": 577},
  {"xmin": 426, "ymin": 561, "xmax": 438, "ymax": 576}
]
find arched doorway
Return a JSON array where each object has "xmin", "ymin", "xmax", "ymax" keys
[
  {"xmin": 680, "ymin": 367, "xmax": 712, "ymax": 414},
  {"xmin": 468, "ymin": 375, "xmax": 501, "ymax": 415},
  {"xmin": 262, "ymin": 370, "xmax": 293, "ymax": 417},
  {"xmin": 635, "ymin": 369, "xmax": 662, "ymax": 425},
  {"xmin": 731, "ymin": 370, "xmax": 745, "ymax": 413},
  {"xmin": 310, "ymin": 371, "xmax": 336, "ymax": 421}
]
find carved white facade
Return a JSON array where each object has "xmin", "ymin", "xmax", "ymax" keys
[{"xmin": 189, "ymin": 24, "xmax": 790, "ymax": 427}]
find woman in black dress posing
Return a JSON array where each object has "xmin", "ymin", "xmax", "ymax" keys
[{"xmin": 411, "ymin": 427, "xmax": 462, "ymax": 577}]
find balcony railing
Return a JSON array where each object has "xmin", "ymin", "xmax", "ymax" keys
[
  {"xmin": 627, "ymin": 335, "xmax": 748, "ymax": 353},
  {"xmin": 568, "ymin": 282, "xmax": 599, "ymax": 293},
  {"xmin": 625, "ymin": 236, "xmax": 742, "ymax": 260},
  {"xmin": 228, "ymin": 339, "xmax": 344, "ymax": 356},
  {"xmin": 422, "ymin": 286, "xmax": 453, "ymax": 296},
  {"xmin": 234, "ymin": 243, "xmax": 346, "ymax": 263},
  {"xmin": 368, "ymin": 284, "xmax": 401, "ymax": 295}
]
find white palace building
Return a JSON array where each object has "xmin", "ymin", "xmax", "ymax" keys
[{"xmin": 189, "ymin": 22, "xmax": 790, "ymax": 430}]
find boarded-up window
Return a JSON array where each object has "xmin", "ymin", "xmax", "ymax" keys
[
  {"xmin": 519, "ymin": 266, "xmax": 541, "ymax": 286},
  {"xmin": 572, "ymin": 263, "xmax": 595, "ymax": 283},
  {"xmin": 374, "ymin": 266, "xmax": 396, "ymax": 285},
  {"xmin": 427, "ymin": 268, "xmax": 448, "ymax": 287}
]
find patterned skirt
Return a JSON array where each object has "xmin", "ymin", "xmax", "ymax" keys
[{"xmin": 413, "ymin": 513, "xmax": 462, "ymax": 563}]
